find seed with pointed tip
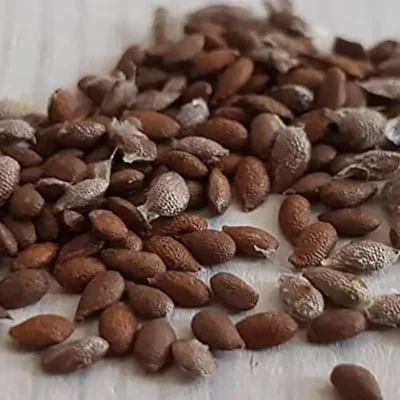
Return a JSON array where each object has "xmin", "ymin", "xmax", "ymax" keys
[
  {"xmin": 160, "ymin": 150, "xmax": 208, "ymax": 179},
  {"xmin": 57, "ymin": 121, "xmax": 106, "ymax": 150},
  {"xmin": 208, "ymin": 168, "xmax": 231, "ymax": 214},
  {"xmin": 285, "ymin": 172, "xmax": 332, "ymax": 201},
  {"xmin": 365, "ymin": 294, "xmax": 400, "ymax": 327},
  {"xmin": 12, "ymin": 242, "xmax": 59, "ymax": 270},
  {"xmin": 9, "ymin": 185, "xmax": 44, "ymax": 219},
  {"xmin": 151, "ymin": 213, "xmax": 208, "ymax": 237},
  {"xmin": 0, "ymin": 221, "xmax": 19, "ymax": 256}
]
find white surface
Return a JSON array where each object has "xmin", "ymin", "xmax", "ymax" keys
[{"xmin": 1, "ymin": 1, "xmax": 400, "ymax": 399}]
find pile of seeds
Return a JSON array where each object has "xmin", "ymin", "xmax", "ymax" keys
[{"xmin": 0, "ymin": 0, "xmax": 398, "ymax": 394}]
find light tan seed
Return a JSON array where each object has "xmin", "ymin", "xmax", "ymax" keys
[{"xmin": 365, "ymin": 294, "xmax": 400, "ymax": 327}]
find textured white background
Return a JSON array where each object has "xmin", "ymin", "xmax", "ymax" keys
[{"xmin": 1, "ymin": 1, "xmax": 400, "ymax": 399}]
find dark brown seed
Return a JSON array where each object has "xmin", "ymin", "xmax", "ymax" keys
[
  {"xmin": 296, "ymin": 108, "xmax": 331, "ymax": 143},
  {"xmin": 236, "ymin": 312, "xmax": 298, "ymax": 350},
  {"xmin": 344, "ymin": 81, "xmax": 367, "ymax": 108},
  {"xmin": 75, "ymin": 271, "xmax": 125, "ymax": 321},
  {"xmin": 309, "ymin": 143, "xmax": 337, "ymax": 172},
  {"xmin": 181, "ymin": 230, "xmax": 236, "ymax": 265},
  {"xmin": 100, "ymin": 249, "xmax": 166, "ymax": 283},
  {"xmin": 4, "ymin": 216, "xmax": 37, "ymax": 249},
  {"xmin": 1, "ymin": 145, "xmax": 42, "ymax": 168},
  {"xmin": 20, "ymin": 166, "xmax": 44, "ymax": 184},
  {"xmin": 148, "ymin": 271, "xmax": 211, "ymax": 307},
  {"xmin": 210, "ymin": 272, "xmax": 259, "ymax": 311},
  {"xmin": 133, "ymin": 319, "xmax": 176, "ymax": 373},
  {"xmin": 10, "ymin": 314, "xmax": 74, "ymax": 349},
  {"xmin": 330, "ymin": 153, "xmax": 358, "ymax": 175},
  {"xmin": 12, "ymin": 242, "xmax": 59, "ymax": 270},
  {"xmin": 89, "ymin": 209, "xmax": 128, "ymax": 242},
  {"xmin": 307, "ymin": 309, "xmax": 367, "ymax": 344},
  {"xmin": 115, "ymin": 45, "xmax": 145, "ymax": 75},
  {"xmin": 151, "ymin": 213, "xmax": 208, "ymax": 238},
  {"xmin": 240, "ymin": 74, "xmax": 270, "ymax": 94},
  {"xmin": 9, "ymin": 185, "xmax": 44, "ymax": 219},
  {"xmin": 33, "ymin": 206, "xmax": 59, "ymax": 242},
  {"xmin": 319, "ymin": 180, "xmax": 378, "ymax": 209},
  {"xmin": 208, "ymin": 168, "xmax": 231, "ymax": 214},
  {"xmin": 48, "ymin": 89, "xmax": 76, "ymax": 123},
  {"xmin": 269, "ymin": 84, "xmax": 314, "ymax": 113},
  {"xmin": 191, "ymin": 309, "xmax": 244, "ymax": 350},
  {"xmin": 98, "ymin": 302, "xmax": 137, "ymax": 355},
  {"xmin": 212, "ymin": 106, "xmax": 250, "ymax": 125},
  {"xmin": 285, "ymin": 172, "xmax": 332, "ymax": 201},
  {"xmin": 278, "ymin": 194, "xmax": 311, "ymax": 244},
  {"xmin": 369, "ymin": 39, "xmax": 400, "ymax": 64},
  {"xmin": 279, "ymin": 67, "xmax": 324, "ymax": 91},
  {"xmin": 0, "ymin": 269, "xmax": 50, "ymax": 309},
  {"xmin": 186, "ymin": 179, "xmax": 206, "ymax": 208},
  {"xmin": 41, "ymin": 335, "xmax": 109, "ymax": 373},
  {"xmin": 181, "ymin": 81, "xmax": 213, "ymax": 102},
  {"xmin": 160, "ymin": 150, "xmax": 208, "ymax": 179},
  {"xmin": 164, "ymin": 34, "xmax": 205, "ymax": 64},
  {"xmin": 215, "ymin": 153, "xmax": 243, "ymax": 177},
  {"xmin": 43, "ymin": 156, "xmax": 87, "ymax": 184},
  {"xmin": 109, "ymin": 230, "xmax": 143, "ymax": 251},
  {"xmin": 54, "ymin": 257, "xmax": 107, "ymax": 293},
  {"xmin": 289, "ymin": 222, "xmax": 338, "ymax": 268},
  {"xmin": 190, "ymin": 48, "xmax": 239, "ymax": 78},
  {"xmin": 57, "ymin": 121, "xmax": 106, "ymax": 150},
  {"xmin": 60, "ymin": 210, "xmax": 89, "ymax": 233},
  {"xmin": 0, "ymin": 221, "xmax": 18, "ymax": 256},
  {"xmin": 330, "ymin": 364, "xmax": 383, "ymax": 400},
  {"xmin": 235, "ymin": 156, "xmax": 270, "ymax": 211},
  {"xmin": 317, "ymin": 67, "xmax": 347, "ymax": 109},
  {"xmin": 126, "ymin": 282, "xmax": 174, "ymax": 319}
]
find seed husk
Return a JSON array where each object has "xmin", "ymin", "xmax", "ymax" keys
[
  {"xmin": 365, "ymin": 294, "xmax": 400, "ymax": 327},
  {"xmin": 0, "ymin": 155, "xmax": 20, "ymax": 206}
]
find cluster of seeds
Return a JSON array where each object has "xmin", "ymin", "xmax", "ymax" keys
[{"xmin": 0, "ymin": 0, "xmax": 398, "ymax": 395}]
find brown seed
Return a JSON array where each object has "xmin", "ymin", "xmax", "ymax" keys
[
  {"xmin": 197, "ymin": 118, "xmax": 248, "ymax": 151},
  {"xmin": 54, "ymin": 257, "xmax": 107, "ymax": 293},
  {"xmin": 270, "ymin": 126, "xmax": 311, "ymax": 193},
  {"xmin": 100, "ymin": 249, "xmax": 166, "ymax": 282},
  {"xmin": 279, "ymin": 67, "xmax": 324, "ymax": 91},
  {"xmin": 0, "ymin": 269, "xmax": 49, "ymax": 309},
  {"xmin": 181, "ymin": 81, "xmax": 213, "ymax": 102},
  {"xmin": 213, "ymin": 57, "xmax": 254, "ymax": 103},
  {"xmin": 190, "ymin": 48, "xmax": 238, "ymax": 77},
  {"xmin": 20, "ymin": 166, "xmax": 44, "ymax": 184},
  {"xmin": 236, "ymin": 312, "xmax": 298, "ymax": 350},
  {"xmin": 172, "ymin": 339, "xmax": 216, "ymax": 377},
  {"xmin": 330, "ymin": 152, "xmax": 358, "ymax": 175},
  {"xmin": 222, "ymin": 225, "xmax": 279, "ymax": 258},
  {"xmin": 126, "ymin": 110, "xmax": 180, "ymax": 141},
  {"xmin": 319, "ymin": 179, "xmax": 378, "ymax": 209},
  {"xmin": 278, "ymin": 194, "xmax": 311, "ymax": 244},
  {"xmin": 88, "ymin": 209, "xmax": 128, "ymax": 242},
  {"xmin": 317, "ymin": 67, "xmax": 347, "ymax": 109},
  {"xmin": 126, "ymin": 282, "xmax": 174, "ymax": 319},
  {"xmin": 249, "ymin": 113, "xmax": 283, "ymax": 160},
  {"xmin": 181, "ymin": 229, "xmax": 236, "ymax": 265},
  {"xmin": 60, "ymin": 209, "xmax": 89, "ymax": 233},
  {"xmin": 57, "ymin": 232, "xmax": 104, "ymax": 264},
  {"xmin": 212, "ymin": 106, "xmax": 250, "ymax": 125},
  {"xmin": 109, "ymin": 169, "xmax": 145, "ymax": 194},
  {"xmin": 132, "ymin": 89, "xmax": 180, "ymax": 112},
  {"xmin": 1, "ymin": 145, "xmax": 42, "ymax": 168},
  {"xmin": 148, "ymin": 271, "xmax": 211, "ymax": 307},
  {"xmin": 133, "ymin": 319, "xmax": 176, "ymax": 373},
  {"xmin": 365, "ymin": 294, "xmax": 400, "ymax": 327},
  {"xmin": 9, "ymin": 185, "xmax": 44, "ymax": 219},
  {"xmin": 115, "ymin": 44, "xmax": 145, "ymax": 75},
  {"xmin": 210, "ymin": 272, "xmax": 259, "ymax": 311},
  {"xmin": 269, "ymin": 84, "xmax": 314, "ymax": 113},
  {"xmin": 186, "ymin": 179, "xmax": 206, "ymax": 208},
  {"xmin": 330, "ymin": 364, "xmax": 383, "ymax": 400},
  {"xmin": 164, "ymin": 34, "xmax": 205, "ymax": 64},
  {"xmin": 12, "ymin": 242, "xmax": 59, "ymax": 271},
  {"xmin": 109, "ymin": 230, "xmax": 143, "ymax": 251},
  {"xmin": 4, "ymin": 216, "xmax": 37, "ymax": 249},
  {"xmin": 240, "ymin": 74, "xmax": 270, "ymax": 94},
  {"xmin": 56, "ymin": 121, "xmax": 106, "ymax": 150},
  {"xmin": 318, "ymin": 207, "xmax": 380, "ymax": 236},
  {"xmin": 278, "ymin": 275, "xmax": 325, "ymax": 322},
  {"xmin": 48, "ymin": 89, "xmax": 76, "ymax": 123},
  {"xmin": 43, "ymin": 156, "xmax": 87, "ymax": 184},
  {"xmin": 303, "ymin": 267, "xmax": 371, "ymax": 309},
  {"xmin": 41, "ymin": 335, "xmax": 109, "ymax": 373},
  {"xmin": 151, "ymin": 213, "xmax": 208, "ymax": 238},
  {"xmin": 215, "ymin": 153, "xmax": 243, "ymax": 177},
  {"xmin": 309, "ymin": 143, "xmax": 337, "ymax": 171},
  {"xmin": 0, "ymin": 221, "xmax": 18, "ymax": 256},
  {"xmin": 285, "ymin": 172, "xmax": 332, "ymax": 201},
  {"xmin": 10, "ymin": 314, "xmax": 74, "ymax": 349},
  {"xmin": 163, "ymin": 75, "xmax": 188, "ymax": 93},
  {"xmin": 33, "ymin": 206, "xmax": 59, "ymax": 242},
  {"xmin": 235, "ymin": 156, "xmax": 270, "ymax": 211},
  {"xmin": 98, "ymin": 302, "xmax": 137, "ymax": 355},
  {"xmin": 75, "ymin": 271, "xmax": 125, "ymax": 321},
  {"xmin": 207, "ymin": 168, "xmax": 231, "ymax": 214},
  {"xmin": 160, "ymin": 150, "xmax": 208, "ymax": 179},
  {"xmin": 191, "ymin": 309, "xmax": 244, "ymax": 350},
  {"xmin": 344, "ymin": 81, "xmax": 367, "ymax": 108},
  {"xmin": 289, "ymin": 221, "xmax": 338, "ymax": 268},
  {"xmin": 145, "ymin": 235, "xmax": 202, "ymax": 272},
  {"xmin": 307, "ymin": 309, "xmax": 367, "ymax": 344},
  {"xmin": 296, "ymin": 108, "xmax": 331, "ymax": 143}
]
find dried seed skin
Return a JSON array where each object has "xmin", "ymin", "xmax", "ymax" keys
[
  {"xmin": 0, "ymin": 155, "xmax": 20, "ymax": 206},
  {"xmin": 365, "ymin": 294, "xmax": 400, "ymax": 326},
  {"xmin": 278, "ymin": 275, "xmax": 324, "ymax": 322},
  {"xmin": 41, "ymin": 335, "xmax": 109, "ymax": 373},
  {"xmin": 0, "ymin": 119, "xmax": 36, "ymax": 144}
]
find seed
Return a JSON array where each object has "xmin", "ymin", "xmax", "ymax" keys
[
  {"xmin": 196, "ymin": 118, "xmax": 249, "ymax": 151},
  {"xmin": 271, "ymin": 125, "xmax": 312, "ymax": 193},
  {"xmin": 148, "ymin": 271, "xmax": 211, "ymax": 307},
  {"xmin": 319, "ymin": 179, "xmax": 378, "ymax": 209},
  {"xmin": 176, "ymin": 98, "xmax": 210, "ymax": 131},
  {"xmin": 101, "ymin": 249, "xmax": 166, "ymax": 282},
  {"xmin": 269, "ymin": 84, "xmax": 314, "ymax": 114},
  {"xmin": 330, "ymin": 364, "xmax": 383, "ymax": 400},
  {"xmin": 20, "ymin": 166, "xmax": 44, "ymax": 184},
  {"xmin": 3, "ymin": 216, "xmax": 37, "ymax": 249},
  {"xmin": 172, "ymin": 339, "xmax": 216, "ymax": 377},
  {"xmin": 316, "ymin": 67, "xmax": 347, "ymax": 109},
  {"xmin": 191, "ymin": 309, "xmax": 244, "ymax": 350},
  {"xmin": 222, "ymin": 225, "xmax": 279, "ymax": 258},
  {"xmin": 89, "ymin": 209, "xmax": 128, "ymax": 242},
  {"xmin": 215, "ymin": 153, "xmax": 243, "ymax": 177},
  {"xmin": 365, "ymin": 294, "xmax": 400, "ymax": 327},
  {"xmin": 98, "ymin": 302, "xmax": 137, "ymax": 355},
  {"xmin": 164, "ymin": 34, "xmax": 205, "ymax": 64},
  {"xmin": 278, "ymin": 275, "xmax": 324, "ymax": 322},
  {"xmin": 0, "ymin": 269, "xmax": 50, "ymax": 309},
  {"xmin": 10, "ymin": 314, "xmax": 74, "ymax": 349},
  {"xmin": 41, "ymin": 335, "xmax": 109, "ymax": 373},
  {"xmin": 126, "ymin": 282, "xmax": 174, "ymax": 319},
  {"xmin": 236, "ymin": 312, "xmax": 298, "ymax": 350},
  {"xmin": 181, "ymin": 229, "xmax": 236, "ymax": 265},
  {"xmin": 303, "ymin": 267, "xmax": 371, "ymax": 308},
  {"xmin": 295, "ymin": 108, "xmax": 331, "ymax": 143},
  {"xmin": 54, "ymin": 257, "xmax": 107, "ymax": 293},
  {"xmin": 151, "ymin": 213, "xmax": 208, "ymax": 237},
  {"xmin": 9, "ymin": 185, "xmax": 44, "ymax": 218},
  {"xmin": 321, "ymin": 240, "xmax": 400, "ymax": 273},
  {"xmin": 1, "ymin": 145, "xmax": 42, "ymax": 168},
  {"xmin": 133, "ymin": 319, "xmax": 176, "ymax": 373},
  {"xmin": 190, "ymin": 48, "xmax": 238, "ymax": 78},
  {"xmin": 278, "ymin": 194, "xmax": 311, "ymax": 244},
  {"xmin": 210, "ymin": 272, "xmax": 259, "ymax": 311},
  {"xmin": 60, "ymin": 209, "xmax": 89, "ymax": 233},
  {"xmin": 318, "ymin": 207, "xmax": 380, "ymax": 236},
  {"xmin": 359, "ymin": 77, "xmax": 400, "ymax": 100},
  {"xmin": 234, "ymin": 156, "xmax": 270, "ymax": 211},
  {"xmin": 160, "ymin": 150, "xmax": 208, "ymax": 179},
  {"xmin": 307, "ymin": 309, "xmax": 367, "ymax": 344},
  {"xmin": 12, "ymin": 242, "xmax": 59, "ymax": 270},
  {"xmin": 109, "ymin": 169, "xmax": 144, "ymax": 194},
  {"xmin": 289, "ymin": 221, "xmax": 338, "ymax": 268},
  {"xmin": 33, "ymin": 206, "xmax": 59, "ymax": 242},
  {"xmin": 0, "ymin": 155, "xmax": 20, "ymax": 206},
  {"xmin": 285, "ymin": 172, "xmax": 332, "ymax": 201},
  {"xmin": 207, "ymin": 168, "xmax": 231, "ymax": 214},
  {"xmin": 75, "ymin": 271, "xmax": 125, "ymax": 321},
  {"xmin": 0, "ymin": 119, "xmax": 36, "ymax": 144},
  {"xmin": 138, "ymin": 172, "xmax": 189, "ymax": 222},
  {"xmin": 309, "ymin": 143, "xmax": 337, "ymax": 171},
  {"xmin": 109, "ymin": 230, "xmax": 143, "ymax": 251},
  {"xmin": 212, "ymin": 106, "xmax": 249, "ymax": 124}
]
